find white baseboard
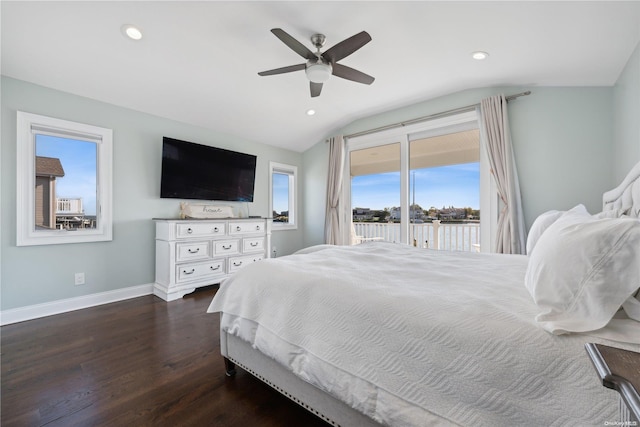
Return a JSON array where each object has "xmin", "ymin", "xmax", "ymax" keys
[{"xmin": 0, "ymin": 283, "xmax": 154, "ymax": 326}]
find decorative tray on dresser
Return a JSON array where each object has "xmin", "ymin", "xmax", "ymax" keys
[
  {"xmin": 153, "ymin": 218, "xmax": 271, "ymax": 301},
  {"xmin": 585, "ymin": 343, "xmax": 640, "ymax": 423}
]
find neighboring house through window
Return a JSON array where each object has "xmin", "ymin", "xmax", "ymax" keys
[{"xmin": 35, "ymin": 156, "xmax": 65, "ymax": 229}]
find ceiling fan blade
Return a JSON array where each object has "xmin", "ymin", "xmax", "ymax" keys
[
  {"xmin": 258, "ymin": 63, "xmax": 306, "ymax": 76},
  {"xmin": 332, "ymin": 63, "xmax": 375, "ymax": 85},
  {"xmin": 322, "ymin": 31, "xmax": 372, "ymax": 63},
  {"xmin": 271, "ymin": 28, "xmax": 316, "ymax": 61},
  {"xmin": 310, "ymin": 82, "xmax": 323, "ymax": 97}
]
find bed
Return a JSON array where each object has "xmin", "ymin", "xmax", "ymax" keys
[{"xmin": 207, "ymin": 160, "xmax": 640, "ymax": 427}]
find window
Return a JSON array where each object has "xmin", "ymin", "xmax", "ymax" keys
[
  {"xmin": 17, "ymin": 111, "xmax": 113, "ymax": 246},
  {"xmin": 269, "ymin": 162, "xmax": 297, "ymax": 230},
  {"xmin": 344, "ymin": 111, "xmax": 496, "ymax": 251}
]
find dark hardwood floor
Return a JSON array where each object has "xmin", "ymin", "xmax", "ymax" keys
[{"xmin": 1, "ymin": 286, "xmax": 331, "ymax": 427}]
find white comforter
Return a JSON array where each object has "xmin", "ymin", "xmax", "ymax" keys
[{"xmin": 208, "ymin": 242, "xmax": 640, "ymax": 427}]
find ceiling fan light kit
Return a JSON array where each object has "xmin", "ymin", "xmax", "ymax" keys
[
  {"xmin": 258, "ymin": 28, "xmax": 375, "ymax": 97},
  {"xmin": 305, "ymin": 61, "xmax": 333, "ymax": 83}
]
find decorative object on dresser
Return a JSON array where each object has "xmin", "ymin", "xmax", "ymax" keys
[
  {"xmin": 154, "ymin": 218, "xmax": 271, "ymax": 301},
  {"xmin": 179, "ymin": 202, "xmax": 234, "ymax": 219},
  {"xmin": 586, "ymin": 343, "xmax": 640, "ymax": 423}
]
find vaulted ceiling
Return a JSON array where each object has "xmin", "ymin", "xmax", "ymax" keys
[{"xmin": 2, "ymin": 1, "xmax": 639, "ymax": 152}]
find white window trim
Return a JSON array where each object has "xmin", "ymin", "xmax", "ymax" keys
[
  {"xmin": 343, "ymin": 110, "xmax": 496, "ymax": 251},
  {"xmin": 16, "ymin": 111, "xmax": 113, "ymax": 246},
  {"xmin": 269, "ymin": 161, "xmax": 297, "ymax": 230}
]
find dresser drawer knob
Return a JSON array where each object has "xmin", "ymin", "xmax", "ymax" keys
[
  {"xmin": 213, "ymin": 227, "xmax": 219, "ymax": 232},
  {"xmin": 222, "ymin": 244, "xmax": 232, "ymax": 250},
  {"xmin": 236, "ymin": 226, "xmax": 242, "ymax": 231},
  {"xmin": 233, "ymin": 261, "xmax": 243, "ymax": 267},
  {"xmin": 256, "ymin": 225, "xmax": 261, "ymax": 230},
  {"xmin": 187, "ymin": 228, "xmax": 193, "ymax": 234},
  {"xmin": 183, "ymin": 268, "xmax": 195, "ymax": 275},
  {"xmin": 188, "ymin": 248, "xmax": 200, "ymax": 254},
  {"xmin": 210, "ymin": 265, "xmax": 220, "ymax": 271}
]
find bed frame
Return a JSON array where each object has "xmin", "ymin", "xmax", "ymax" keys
[
  {"xmin": 219, "ymin": 159, "xmax": 640, "ymax": 427},
  {"xmin": 221, "ymin": 331, "xmax": 383, "ymax": 427}
]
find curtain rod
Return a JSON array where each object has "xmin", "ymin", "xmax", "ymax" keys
[{"xmin": 340, "ymin": 90, "xmax": 531, "ymax": 140}]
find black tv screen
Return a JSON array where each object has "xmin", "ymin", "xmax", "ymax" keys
[{"xmin": 160, "ymin": 137, "xmax": 256, "ymax": 202}]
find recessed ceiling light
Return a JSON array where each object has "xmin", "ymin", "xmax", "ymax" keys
[
  {"xmin": 122, "ymin": 24, "xmax": 143, "ymax": 41},
  {"xmin": 306, "ymin": 109, "xmax": 316, "ymax": 116},
  {"xmin": 471, "ymin": 51, "xmax": 489, "ymax": 60}
]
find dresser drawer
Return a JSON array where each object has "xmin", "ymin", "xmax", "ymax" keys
[
  {"xmin": 213, "ymin": 239, "xmax": 239, "ymax": 255},
  {"xmin": 176, "ymin": 260, "xmax": 225, "ymax": 283},
  {"xmin": 243, "ymin": 237, "xmax": 264, "ymax": 253},
  {"xmin": 228, "ymin": 255, "xmax": 264, "ymax": 273},
  {"xmin": 176, "ymin": 241, "xmax": 209, "ymax": 262},
  {"xmin": 229, "ymin": 221, "xmax": 264, "ymax": 235},
  {"xmin": 176, "ymin": 222, "xmax": 226, "ymax": 239}
]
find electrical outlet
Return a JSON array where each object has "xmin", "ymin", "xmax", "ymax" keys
[{"xmin": 74, "ymin": 272, "xmax": 85, "ymax": 285}]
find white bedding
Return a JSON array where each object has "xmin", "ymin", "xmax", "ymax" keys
[{"xmin": 208, "ymin": 242, "xmax": 640, "ymax": 426}]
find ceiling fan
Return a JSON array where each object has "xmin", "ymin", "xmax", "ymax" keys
[{"xmin": 258, "ymin": 28, "xmax": 375, "ymax": 97}]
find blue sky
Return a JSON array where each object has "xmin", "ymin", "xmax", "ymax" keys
[
  {"xmin": 272, "ymin": 172, "xmax": 289, "ymax": 214},
  {"xmin": 35, "ymin": 135, "xmax": 97, "ymax": 216},
  {"xmin": 351, "ymin": 163, "xmax": 480, "ymax": 211}
]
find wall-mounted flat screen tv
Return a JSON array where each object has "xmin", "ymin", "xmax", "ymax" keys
[{"xmin": 160, "ymin": 137, "xmax": 257, "ymax": 202}]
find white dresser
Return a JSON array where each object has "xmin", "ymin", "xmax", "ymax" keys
[{"xmin": 153, "ymin": 218, "xmax": 271, "ymax": 301}]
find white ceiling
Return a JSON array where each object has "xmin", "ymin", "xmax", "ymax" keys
[{"xmin": 2, "ymin": 1, "xmax": 639, "ymax": 153}]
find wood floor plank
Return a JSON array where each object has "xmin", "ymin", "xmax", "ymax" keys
[{"xmin": 1, "ymin": 286, "xmax": 330, "ymax": 427}]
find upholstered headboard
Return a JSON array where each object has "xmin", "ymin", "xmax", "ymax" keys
[{"xmin": 602, "ymin": 160, "xmax": 640, "ymax": 218}]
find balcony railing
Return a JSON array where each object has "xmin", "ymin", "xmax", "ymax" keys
[
  {"xmin": 353, "ymin": 220, "xmax": 480, "ymax": 252},
  {"xmin": 56, "ymin": 198, "xmax": 83, "ymax": 215}
]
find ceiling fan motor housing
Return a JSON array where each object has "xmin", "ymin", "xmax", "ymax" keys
[{"xmin": 311, "ymin": 33, "xmax": 326, "ymax": 49}]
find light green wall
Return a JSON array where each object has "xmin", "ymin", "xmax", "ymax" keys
[
  {"xmin": 613, "ymin": 41, "xmax": 640, "ymax": 183},
  {"xmin": 1, "ymin": 77, "xmax": 303, "ymax": 310},
  {"xmin": 302, "ymin": 86, "xmax": 615, "ymax": 247},
  {"xmin": 511, "ymin": 87, "xmax": 613, "ymax": 221}
]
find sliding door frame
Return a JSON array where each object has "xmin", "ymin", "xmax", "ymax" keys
[{"xmin": 342, "ymin": 110, "xmax": 497, "ymax": 251}]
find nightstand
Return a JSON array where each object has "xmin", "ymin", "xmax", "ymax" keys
[{"xmin": 585, "ymin": 343, "xmax": 640, "ymax": 423}]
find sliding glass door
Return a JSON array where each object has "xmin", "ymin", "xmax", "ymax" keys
[
  {"xmin": 409, "ymin": 128, "xmax": 480, "ymax": 251},
  {"xmin": 345, "ymin": 111, "xmax": 492, "ymax": 251},
  {"xmin": 350, "ymin": 142, "xmax": 401, "ymax": 244}
]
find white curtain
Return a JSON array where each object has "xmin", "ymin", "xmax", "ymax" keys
[
  {"xmin": 479, "ymin": 95, "xmax": 526, "ymax": 254},
  {"xmin": 324, "ymin": 135, "xmax": 345, "ymax": 245}
]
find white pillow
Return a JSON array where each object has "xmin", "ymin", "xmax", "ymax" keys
[
  {"xmin": 524, "ymin": 204, "xmax": 640, "ymax": 334},
  {"xmin": 526, "ymin": 209, "xmax": 564, "ymax": 255}
]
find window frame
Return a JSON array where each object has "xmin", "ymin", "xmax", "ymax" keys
[
  {"xmin": 16, "ymin": 111, "xmax": 113, "ymax": 246},
  {"xmin": 269, "ymin": 161, "xmax": 298, "ymax": 230}
]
